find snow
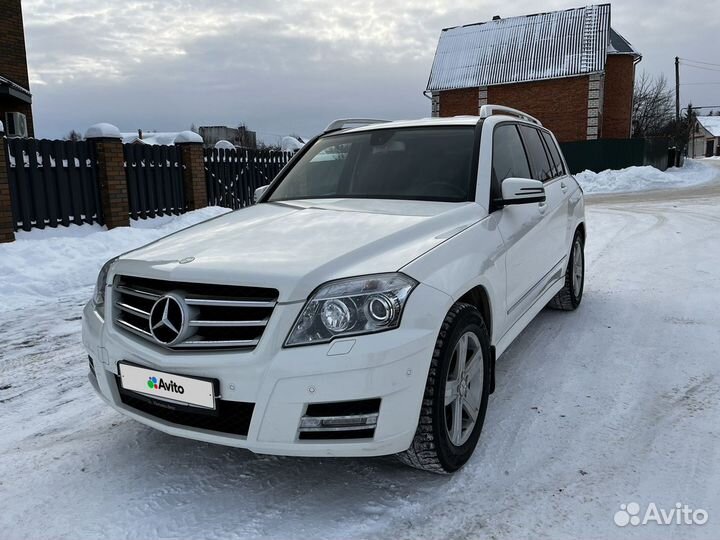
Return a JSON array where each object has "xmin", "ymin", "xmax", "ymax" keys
[
  {"xmin": 2, "ymin": 168, "xmax": 720, "ymax": 539},
  {"xmin": 0, "ymin": 207, "xmax": 229, "ymax": 314},
  {"xmin": 174, "ymin": 130, "xmax": 204, "ymax": 144},
  {"xmin": 84, "ymin": 122, "xmax": 122, "ymax": 139},
  {"xmin": 121, "ymin": 132, "xmax": 181, "ymax": 145},
  {"xmin": 215, "ymin": 139, "xmax": 236, "ymax": 150},
  {"xmin": 282, "ymin": 136, "xmax": 306, "ymax": 152},
  {"xmin": 576, "ymin": 159, "xmax": 718, "ymax": 194},
  {"xmin": 696, "ymin": 116, "xmax": 720, "ymax": 137}
]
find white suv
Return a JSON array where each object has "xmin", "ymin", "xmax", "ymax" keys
[{"xmin": 82, "ymin": 106, "xmax": 585, "ymax": 473}]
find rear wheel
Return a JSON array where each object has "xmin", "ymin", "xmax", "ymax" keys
[
  {"xmin": 549, "ymin": 231, "xmax": 584, "ymax": 311},
  {"xmin": 397, "ymin": 303, "xmax": 491, "ymax": 473}
]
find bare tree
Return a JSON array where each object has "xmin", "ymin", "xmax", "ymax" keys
[
  {"xmin": 65, "ymin": 129, "xmax": 83, "ymax": 141},
  {"xmin": 632, "ymin": 72, "xmax": 674, "ymax": 138}
]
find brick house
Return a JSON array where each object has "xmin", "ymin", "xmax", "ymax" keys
[
  {"xmin": 426, "ymin": 4, "xmax": 641, "ymax": 142},
  {"xmin": 0, "ymin": 0, "xmax": 34, "ymax": 137}
]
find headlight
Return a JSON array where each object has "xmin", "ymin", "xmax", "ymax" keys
[
  {"xmin": 92, "ymin": 257, "xmax": 118, "ymax": 315},
  {"xmin": 285, "ymin": 273, "xmax": 417, "ymax": 347}
]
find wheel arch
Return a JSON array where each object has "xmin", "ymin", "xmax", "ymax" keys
[
  {"xmin": 457, "ymin": 284, "xmax": 493, "ymax": 341},
  {"xmin": 456, "ymin": 284, "xmax": 496, "ymax": 394}
]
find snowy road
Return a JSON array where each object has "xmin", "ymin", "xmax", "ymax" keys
[{"xmin": 2, "ymin": 181, "xmax": 720, "ymax": 539}]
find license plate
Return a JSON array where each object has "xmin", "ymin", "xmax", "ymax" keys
[{"xmin": 118, "ymin": 363, "xmax": 216, "ymax": 410}]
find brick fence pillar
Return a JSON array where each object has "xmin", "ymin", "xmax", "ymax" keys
[
  {"xmin": 0, "ymin": 136, "xmax": 15, "ymax": 243},
  {"xmin": 175, "ymin": 131, "xmax": 208, "ymax": 211},
  {"xmin": 85, "ymin": 123, "xmax": 129, "ymax": 229}
]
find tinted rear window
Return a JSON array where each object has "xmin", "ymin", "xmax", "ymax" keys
[
  {"xmin": 541, "ymin": 131, "xmax": 564, "ymax": 177},
  {"xmin": 519, "ymin": 126, "xmax": 554, "ymax": 182}
]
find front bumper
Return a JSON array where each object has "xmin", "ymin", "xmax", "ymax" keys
[{"xmin": 82, "ymin": 283, "xmax": 449, "ymax": 457}]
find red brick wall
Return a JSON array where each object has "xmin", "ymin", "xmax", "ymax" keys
[
  {"xmin": 438, "ymin": 88, "xmax": 479, "ymax": 117},
  {"xmin": 438, "ymin": 76, "xmax": 590, "ymax": 142},
  {"xmin": 0, "ymin": 140, "xmax": 15, "ymax": 242},
  {"xmin": 0, "ymin": 0, "xmax": 30, "ymax": 88},
  {"xmin": 602, "ymin": 55, "xmax": 635, "ymax": 139},
  {"xmin": 0, "ymin": 0, "xmax": 34, "ymax": 137}
]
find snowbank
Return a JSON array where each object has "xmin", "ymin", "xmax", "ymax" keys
[
  {"xmin": 0, "ymin": 207, "xmax": 230, "ymax": 313},
  {"xmin": 575, "ymin": 159, "xmax": 718, "ymax": 194}
]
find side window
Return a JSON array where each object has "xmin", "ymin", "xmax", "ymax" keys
[
  {"xmin": 541, "ymin": 130, "xmax": 565, "ymax": 177},
  {"xmin": 492, "ymin": 124, "xmax": 531, "ymax": 183},
  {"xmin": 519, "ymin": 126, "xmax": 553, "ymax": 182}
]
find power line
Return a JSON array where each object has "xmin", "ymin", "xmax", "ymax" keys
[
  {"xmin": 679, "ymin": 62, "xmax": 720, "ymax": 73},
  {"xmin": 681, "ymin": 81, "xmax": 720, "ymax": 86},
  {"xmin": 679, "ymin": 57, "xmax": 720, "ymax": 68}
]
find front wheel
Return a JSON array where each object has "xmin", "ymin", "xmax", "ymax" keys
[
  {"xmin": 549, "ymin": 231, "xmax": 585, "ymax": 311},
  {"xmin": 397, "ymin": 303, "xmax": 491, "ymax": 474}
]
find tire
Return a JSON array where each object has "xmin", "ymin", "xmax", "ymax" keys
[
  {"xmin": 397, "ymin": 303, "xmax": 492, "ymax": 474},
  {"xmin": 548, "ymin": 231, "xmax": 585, "ymax": 311}
]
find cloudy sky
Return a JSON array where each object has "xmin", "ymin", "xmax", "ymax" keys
[{"xmin": 21, "ymin": 0, "xmax": 720, "ymax": 141}]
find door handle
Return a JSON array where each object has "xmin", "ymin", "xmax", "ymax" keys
[
  {"xmin": 538, "ymin": 201, "xmax": 547, "ymax": 213},
  {"xmin": 560, "ymin": 181, "xmax": 568, "ymax": 193}
]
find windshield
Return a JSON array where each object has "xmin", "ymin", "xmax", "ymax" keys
[{"xmin": 267, "ymin": 126, "xmax": 476, "ymax": 203}]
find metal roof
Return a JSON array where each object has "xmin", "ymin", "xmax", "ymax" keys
[{"xmin": 427, "ymin": 4, "xmax": 611, "ymax": 92}]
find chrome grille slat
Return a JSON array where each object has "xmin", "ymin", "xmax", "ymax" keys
[
  {"xmin": 116, "ymin": 318, "xmax": 153, "ymax": 339},
  {"xmin": 185, "ymin": 298, "xmax": 276, "ymax": 308},
  {"xmin": 178, "ymin": 339, "xmax": 260, "ymax": 348},
  {"xmin": 115, "ymin": 285, "xmax": 161, "ymax": 301},
  {"xmin": 189, "ymin": 319, "xmax": 269, "ymax": 327},
  {"xmin": 113, "ymin": 275, "xmax": 278, "ymax": 351},
  {"xmin": 115, "ymin": 301, "xmax": 150, "ymax": 319}
]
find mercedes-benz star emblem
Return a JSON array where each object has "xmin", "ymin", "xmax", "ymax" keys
[{"xmin": 149, "ymin": 294, "xmax": 187, "ymax": 346}]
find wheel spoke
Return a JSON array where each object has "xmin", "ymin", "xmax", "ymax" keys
[
  {"xmin": 445, "ymin": 380, "xmax": 459, "ymax": 406},
  {"xmin": 456, "ymin": 334, "xmax": 468, "ymax": 377},
  {"xmin": 452, "ymin": 397, "xmax": 463, "ymax": 444},
  {"xmin": 462, "ymin": 396, "xmax": 479, "ymax": 423},
  {"xmin": 465, "ymin": 349, "xmax": 483, "ymax": 382}
]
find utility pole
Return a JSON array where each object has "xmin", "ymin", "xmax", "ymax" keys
[{"xmin": 675, "ymin": 56, "xmax": 680, "ymax": 122}]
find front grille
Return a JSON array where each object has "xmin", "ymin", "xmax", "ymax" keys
[
  {"xmin": 113, "ymin": 275, "xmax": 278, "ymax": 351},
  {"xmin": 118, "ymin": 381, "xmax": 254, "ymax": 437}
]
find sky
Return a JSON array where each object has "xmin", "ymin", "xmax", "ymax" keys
[{"xmin": 21, "ymin": 0, "xmax": 720, "ymax": 142}]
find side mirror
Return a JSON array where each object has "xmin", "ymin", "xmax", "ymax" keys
[
  {"xmin": 254, "ymin": 185, "xmax": 268, "ymax": 203},
  {"xmin": 496, "ymin": 178, "xmax": 546, "ymax": 206}
]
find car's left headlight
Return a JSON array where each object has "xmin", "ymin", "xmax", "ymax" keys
[
  {"xmin": 285, "ymin": 273, "xmax": 418, "ymax": 347},
  {"xmin": 92, "ymin": 257, "xmax": 118, "ymax": 317}
]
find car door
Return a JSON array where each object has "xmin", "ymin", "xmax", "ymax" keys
[
  {"xmin": 491, "ymin": 123, "xmax": 553, "ymax": 322},
  {"xmin": 518, "ymin": 125, "xmax": 568, "ymax": 268},
  {"xmin": 540, "ymin": 129, "xmax": 573, "ymax": 266}
]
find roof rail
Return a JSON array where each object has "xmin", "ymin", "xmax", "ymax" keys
[
  {"xmin": 479, "ymin": 105, "xmax": 542, "ymax": 126},
  {"xmin": 324, "ymin": 118, "xmax": 390, "ymax": 132}
]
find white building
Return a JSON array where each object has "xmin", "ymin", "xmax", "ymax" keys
[{"xmin": 691, "ymin": 116, "xmax": 720, "ymax": 158}]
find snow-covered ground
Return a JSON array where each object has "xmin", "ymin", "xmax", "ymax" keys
[
  {"xmin": 576, "ymin": 158, "xmax": 718, "ymax": 194},
  {"xmin": 1, "ymin": 164, "xmax": 720, "ymax": 539}
]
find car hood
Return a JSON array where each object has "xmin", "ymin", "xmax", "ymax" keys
[{"xmin": 115, "ymin": 199, "xmax": 483, "ymax": 302}]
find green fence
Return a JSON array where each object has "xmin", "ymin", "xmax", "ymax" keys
[{"xmin": 559, "ymin": 138, "xmax": 670, "ymax": 174}]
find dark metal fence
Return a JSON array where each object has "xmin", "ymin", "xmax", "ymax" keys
[
  {"xmin": 205, "ymin": 148, "xmax": 293, "ymax": 209},
  {"xmin": 4, "ymin": 138, "xmax": 103, "ymax": 231},
  {"xmin": 560, "ymin": 137, "xmax": 672, "ymax": 174},
  {"xmin": 124, "ymin": 144, "xmax": 185, "ymax": 219}
]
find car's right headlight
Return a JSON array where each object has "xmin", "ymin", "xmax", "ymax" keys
[
  {"xmin": 285, "ymin": 273, "xmax": 417, "ymax": 347},
  {"xmin": 92, "ymin": 257, "xmax": 118, "ymax": 317}
]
